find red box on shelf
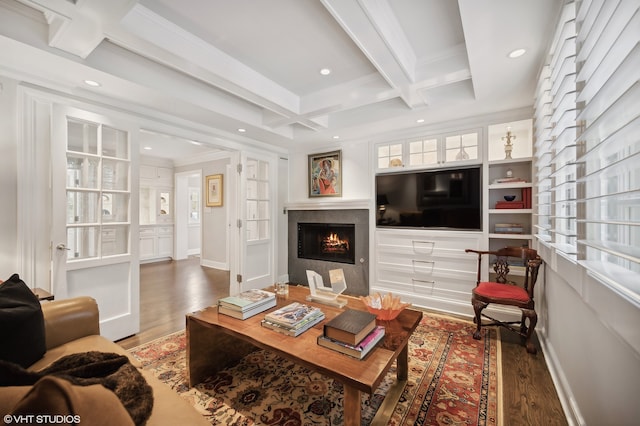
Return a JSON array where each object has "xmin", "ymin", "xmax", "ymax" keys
[{"xmin": 495, "ymin": 201, "xmax": 525, "ymax": 209}]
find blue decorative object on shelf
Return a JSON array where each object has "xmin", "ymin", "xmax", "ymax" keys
[{"xmin": 504, "ymin": 195, "xmax": 516, "ymax": 202}]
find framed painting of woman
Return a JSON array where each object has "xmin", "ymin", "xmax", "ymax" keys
[{"xmin": 308, "ymin": 150, "xmax": 342, "ymax": 197}]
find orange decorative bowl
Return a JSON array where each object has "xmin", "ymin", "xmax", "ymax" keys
[{"xmin": 360, "ymin": 293, "xmax": 411, "ymax": 321}]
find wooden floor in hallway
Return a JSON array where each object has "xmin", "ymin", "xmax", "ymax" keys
[{"xmin": 118, "ymin": 257, "xmax": 567, "ymax": 425}]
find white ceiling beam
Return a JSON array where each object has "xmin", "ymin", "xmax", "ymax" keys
[
  {"xmin": 321, "ymin": 1, "xmax": 475, "ymax": 111},
  {"xmin": 264, "ymin": 73, "xmax": 401, "ymax": 130},
  {"xmin": 111, "ymin": 5, "xmax": 302, "ymax": 120},
  {"xmin": 356, "ymin": 0, "xmax": 416, "ymax": 82},
  {"xmin": 264, "ymin": 113, "xmax": 329, "ymax": 132},
  {"xmin": 19, "ymin": 0, "xmax": 137, "ymax": 58},
  {"xmin": 321, "ymin": 0, "xmax": 415, "ymax": 108}
]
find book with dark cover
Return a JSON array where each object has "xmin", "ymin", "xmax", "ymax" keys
[
  {"xmin": 218, "ymin": 297, "xmax": 276, "ymax": 320},
  {"xmin": 218, "ymin": 288, "xmax": 276, "ymax": 311},
  {"xmin": 323, "ymin": 309, "xmax": 377, "ymax": 346},
  {"xmin": 317, "ymin": 325, "xmax": 385, "ymax": 359},
  {"xmin": 264, "ymin": 302, "xmax": 323, "ymax": 328}
]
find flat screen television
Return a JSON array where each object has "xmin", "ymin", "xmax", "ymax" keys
[{"xmin": 375, "ymin": 166, "xmax": 482, "ymax": 230}]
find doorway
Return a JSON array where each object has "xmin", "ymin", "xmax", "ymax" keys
[{"xmin": 175, "ymin": 170, "xmax": 202, "ymax": 260}]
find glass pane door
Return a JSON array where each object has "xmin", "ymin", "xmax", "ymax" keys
[
  {"xmin": 65, "ymin": 118, "xmax": 131, "ymax": 260},
  {"xmin": 245, "ymin": 158, "xmax": 270, "ymax": 241}
]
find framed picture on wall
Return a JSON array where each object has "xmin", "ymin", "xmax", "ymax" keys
[
  {"xmin": 206, "ymin": 174, "xmax": 223, "ymax": 207},
  {"xmin": 308, "ymin": 150, "xmax": 342, "ymax": 197}
]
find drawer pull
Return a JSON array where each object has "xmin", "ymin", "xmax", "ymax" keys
[
  {"xmin": 412, "ymin": 278, "xmax": 435, "ymax": 294},
  {"xmin": 412, "ymin": 240, "xmax": 435, "ymax": 254}
]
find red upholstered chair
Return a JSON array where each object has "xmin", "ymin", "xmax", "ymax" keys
[{"xmin": 465, "ymin": 247, "xmax": 542, "ymax": 354}]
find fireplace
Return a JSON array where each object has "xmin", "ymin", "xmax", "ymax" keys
[
  {"xmin": 298, "ymin": 222, "xmax": 355, "ymax": 264},
  {"xmin": 288, "ymin": 209, "xmax": 369, "ymax": 296}
]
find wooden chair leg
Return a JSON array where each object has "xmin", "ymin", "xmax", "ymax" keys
[
  {"xmin": 522, "ymin": 308, "xmax": 537, "ymax": 354},
  {"xmin": 472, "ymin": 297, "xmax": 487, "ymax": 340},
  {"xmin": 520, "ymin": 311, "xmax": 528, "ymax": 335}
]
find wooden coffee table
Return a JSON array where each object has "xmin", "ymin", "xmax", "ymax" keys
[{"xmin": 186, "ymin": 285, "xmax": 422, "ymax": 426}]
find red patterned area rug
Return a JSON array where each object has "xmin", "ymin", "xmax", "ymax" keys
[{"xmin": 129, "ymin": 312, "xmax": 500, "ymax": 425}]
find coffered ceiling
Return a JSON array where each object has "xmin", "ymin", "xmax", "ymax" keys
[{"xmin": 0, "ymin": 0, "xmax": 561, "ymax": 152}]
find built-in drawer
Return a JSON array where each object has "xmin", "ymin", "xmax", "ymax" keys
[
  {"xmin": 377, "ymin": 250, "xmax": 476, "ymax": 273},
  {"xmin": 376, "ymin": 229, "xmax": 482, "ymax": 252},
  {"xmin": 139, "ymin": 227, "xmax": 156, "ymax": 237},
  {"xmin": 157, "ymin": 226, "xmax": 173, "ymax": 235},
  {"xmin": 377, "ymin": 261, "xmax": 476, "ymax": 289},
  {"xmin": 376, "ymin": 229, "xmax": 480, "ymax": 273},
  {"xmin": 374, "ymin": 229, "xmax": 481, "ymax": 310}
]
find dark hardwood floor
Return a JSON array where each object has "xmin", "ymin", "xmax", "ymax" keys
[
  {"xmin": 118, "ymin": 257, "xmax": 567, "ymax": 425},
  {"xmin": 117, "ymin": 256, "xmax": 229, "ymax": 350}
]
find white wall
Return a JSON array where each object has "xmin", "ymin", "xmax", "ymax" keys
[
  {"xmin": 536, "ymin": 245, "xmax": 640, "ymax": 425},
  {"xmin": 175, "ymin": 158, "xmax": 231, "ymax": 270},
  {"xmin": 177, "ymin": 157, "xmax": 230, "ymax": 269},
  {"xmin": 288, "ymin": 141, "xmax": 372, "ymax": 203},
  {"xmin": 0, "ymin": 77, "xmax": 18, "ymax": 278}
]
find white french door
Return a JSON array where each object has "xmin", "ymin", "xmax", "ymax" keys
[
  {"xmin": 233, "ymin": 153, "xmax": 275, "ymax": 293},
  {"xmin": 51, "ymin": 105, "xmax": 139, "ymax": 341}
]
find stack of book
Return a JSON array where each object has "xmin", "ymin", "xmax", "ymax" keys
[
  {"xmin": 317, "ymin": 309, "xmax": 385, "ymax": 359},
  {"xmin": 495, "ymin": 200, "xmax": 525, "ymax": 209},
  {"xmin": 492, "ymin": 176, "xmax": 527, "ymax": 184},
  {"xmin": 261, "ymin": 302, "xmax": 325, "ymax": 337},
  {"xmin": 218, "ymin": 288, "xmax": 276, "ymax": 320},
  {"xmin": 494, "ymin": 223, "xmax": 524, "ymax": 234}
]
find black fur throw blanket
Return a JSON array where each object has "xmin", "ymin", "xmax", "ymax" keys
[{"xmin": 0, "ymin": 351, "xmax": 153, "ymax": 425}]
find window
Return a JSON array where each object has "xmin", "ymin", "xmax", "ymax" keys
[
  {"xmin": 535, "ymin": 0, "xmax": 640, "ymax": 302},
  {"xmin": 575, "ymin": 0, "xmax": 640, "ymax": 299}
]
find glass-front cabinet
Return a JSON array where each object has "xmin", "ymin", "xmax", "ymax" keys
[
  {"xmin": 65, "ymin": 120, "xmax": 130, "ymax": 260},
  {"xmin": 139, "ymin": 162, "xmax": 174, "ymax": 262},
  {"xmin": 376, "ymin": 129, "xmax": 481, "ymax": 171},
  {"xmin": 139, "ymin": 187, "xmax": 172, "ymax": 224}
]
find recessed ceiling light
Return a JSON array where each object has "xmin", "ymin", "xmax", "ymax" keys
[
  {"xmin": 143, "ymin": 146, "xmax": 152, "ymax": 150},
  {"xmin": 190, "ymin": 140, "xmax": 203, "ymax": 146},
  {"xmin": 320, "ymin": 68, "xmax": 331, "ymax": 76},
  {"xmin": 416, "ymin": 119, "xmax": 425, "ymax": 123},
  {"xmin": 238, "ymin": 128, "xmax": 246, "ymax": 133},
  {"xmin": 332, "ymin": 135, "xmax": 340, "ymax": 139},
  {"xmin": 508, "ymin": 48, "xmax": 527, "ymax": 59},
  {"xmin": 83, "ymin": 79, "xmax": 101, "ymax": 87}
]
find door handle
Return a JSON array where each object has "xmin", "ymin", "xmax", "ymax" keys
[{"xmin": 56, "ymin": 243, "xmax": 70, "ymax": 251}]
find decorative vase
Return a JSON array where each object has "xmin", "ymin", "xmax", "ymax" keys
[{"xmin": 455, "ymin": 139, "xmax": 469, "ymax": 160}]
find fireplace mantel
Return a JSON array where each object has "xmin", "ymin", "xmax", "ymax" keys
[{"xmin": 285, "ymin": 199, "xmax": 370, "ymax": 211}]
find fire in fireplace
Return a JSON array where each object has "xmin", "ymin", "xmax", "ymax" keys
[{"xmin": 298, "ymin": 222, "xmax": 355, "ymax": 264}]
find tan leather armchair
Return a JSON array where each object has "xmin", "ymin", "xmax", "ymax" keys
[{"xmin": 41, "ymin": 296, "xmax": 100, "ymax": 350}]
